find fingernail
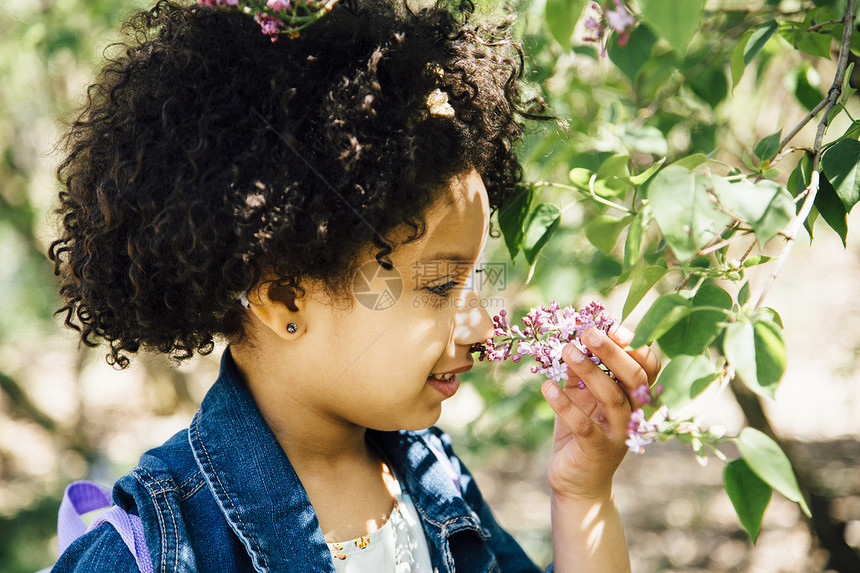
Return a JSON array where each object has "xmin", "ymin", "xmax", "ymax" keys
[
  {"xmin": 543, "ymin": 380, "xmax": 559, "ymax": 398},
  {"xmin": 565, "ymin": 345, "xmax": 586, "ymax": 363},
  {"xmin": 585, "ymin": 328, "xmax": 603, "ymax": 347}
]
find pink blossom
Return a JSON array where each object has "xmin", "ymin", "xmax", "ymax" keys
[
  {"xmin": 631, "ymin": 383, "xmax": 662, "ymax": 405},
  {"xmin": 581, "ymin": 0, "xmax": 637, "ymax": 54},
  {"xmin": 626, "ymin": 407, "xmax": 657, "ymax": 454},
  {"xmin": 472, "ymin": 300, "xmax": 615, "ymax": 385},
  {"xmin": 267, "ymin": 0, "xmax": 291, "ymax": 9},
  {"xmin": 606, "ymin": 0, "xmax": 635, "ymax": 34},
  {"xmin": 537, "ymin": 360, "xmax": 569, "ymax": 383},
  {"xmin": 625, "ymin": 432, "xmax": 653, "ymax": 455},
  {"xmin": 255, "ymin": 12, "xmax": 284, "ymax": 39}
]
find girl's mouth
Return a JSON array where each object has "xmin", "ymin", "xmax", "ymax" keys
[
  {"xmin": 430, "ymin": 372, "xmax": 455, "ymax": 381},
  {"xmin": 427, "ymin": 373, "xmax": 460, "ymax": 398}
]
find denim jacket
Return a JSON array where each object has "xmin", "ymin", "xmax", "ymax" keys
[{"xmin": 53, "ymin": 350, "xmax": 553, "ymax": 573}]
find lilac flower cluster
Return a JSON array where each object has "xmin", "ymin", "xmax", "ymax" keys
[
  {"xmin": 473, "ymin": 300, "xmax": 669, "ymax": 455},
  {"xmin": 198, "ymin": 0, "xmax": 338, "ymax": 41},
  {"xmin": 626, "ymin": 383, "xmax": 663, "ymax": 454},
  {"xmin": 472, "ymin": 300, "xmax": 615, "ymax": 388},
  {"xmin": 584, "ymin": 1, "xmax": 637, "ymax": 56}
]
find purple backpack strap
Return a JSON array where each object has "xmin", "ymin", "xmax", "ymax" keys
[{"xmin": 57, "ymin": 481, "xmax": 154, "ymax": 573}]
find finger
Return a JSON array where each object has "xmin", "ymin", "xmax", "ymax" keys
[
  {"xmin": 562, "ymin": 341, "xmax": 633, "ymax": 429},
  {"xmin": 572, "ymin": 328, "xmax": 650, "ymax": 411},
  {"xmin": 541, "ymin": 379, "xmax": 611, "ymax": 454},
  {"xmin": 609, "ymin": 323, "xmax": 662, "ymax": 384}
]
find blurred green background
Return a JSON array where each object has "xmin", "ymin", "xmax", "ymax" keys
[{"xmin": 2, "ymin": 0, "xmax": 859, "ymax": 571}]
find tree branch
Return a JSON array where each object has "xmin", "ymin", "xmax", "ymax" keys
[
  {"xmin": 778, "ymin": 98, "xmax": 829, "ymax": 152},
  {"xmin": 754, "ymin": 0, "xmax": 856, "ymax": 310}
]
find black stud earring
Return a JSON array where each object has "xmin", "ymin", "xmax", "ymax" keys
[{"xmin": 287, "ymin": 323, "xmax": 298, "ymax": 334}]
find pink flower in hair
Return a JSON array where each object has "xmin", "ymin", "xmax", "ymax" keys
[{"xmin": 255, "ymin": 12, "xmax": 284, "ymax": 40}]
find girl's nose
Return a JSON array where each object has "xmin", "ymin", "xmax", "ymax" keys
[{"xmin": 453, "ymin": 289, "xmax": 495, "ymax": 348}]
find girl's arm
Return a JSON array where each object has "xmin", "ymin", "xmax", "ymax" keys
[{"xmin": 541, "ymin": 324, "xmax": 661, "ymax": 572}]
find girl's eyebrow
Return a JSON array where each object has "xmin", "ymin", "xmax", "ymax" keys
[
  {"xmin": 423, "ymin": 250, "xmax": 475, "ymax": 263},
  {"xmin": 425, "ymin": 230, "xmax": 489, "ymax": 264}
]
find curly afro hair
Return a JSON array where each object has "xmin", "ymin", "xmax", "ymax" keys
[{"xmin": 49, "ymin": 0, "xmax": 545, "ymax": 368}]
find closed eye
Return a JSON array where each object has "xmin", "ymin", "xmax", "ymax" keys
[{"xmin": 425, "ymin": 280, "xmax": 460, "ymax": 297}]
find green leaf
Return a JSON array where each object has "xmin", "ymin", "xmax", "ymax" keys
[
  {"xmin": 638, "ymin": 0, "xmax": 705, "ymax": 54},
  {"xmin": 618, "ymin": 125, "xmax": 669, "ymax": 156},
  {"xmin": 792, "ymin": 64, "xmax": 825, "ymax": 111},
  {"xmin": 738, "ymin": 281, "xmax": 751, "ymax": 306},
  {"xmin": 630, "ymin": 292, "xmax": 693, "ymax": 349},
  {"xmin": 723, "ymin": 316, "xmax": 786, "ymax": 399},
  {"xmin": 622, "ymin": 208, "xmax": 649, "ymax": 273},
  {"xmin": 629, "ymin": 158, "xmax": 666, "ymax": 187},
  {"xmin": 743, "ymin": 255, "xmax": 774, "ymax": 267},
  {"xmin": 788, "ymin": 153, "xmax": 817, "ymax": 239},
  {"xmin": 757, "ymin": 306, "xmax": 784, "ymax": 329},
  {"xmin": 753, "ymin": 317, "xmax": 787, "ymax": 393},
  {"xmin": 753, "ymin": 129, "xmax": 782, "ymax": 163},
  {"xmin": 668, "ymin": 153, "xmax": 710, "ymax": 171},
  {"xmin": 724, "ymin": 458, "xmax": 772, "ymax": 542},
  {"xmin": 658, "ymin": 284, "xmax": 732, "ymax": 357},
  {"xmin": 731, "ymin": 33, "xmax": 751, "ymax": 90},
  {"xmin": 797, "ymin": 27, "xmax": 834, "ymax": 59},
  {"xmin": 498, "ymin": 183, "xmax": 533, "ymax": 261},
  {"xmin": 732, "ymin": 21, "xmax": 779, "ymax": 88},
  {"xmin": 816, "ymin": 173, "xmax": 849, "ymax": 246},
  {"xmin": 569, "ymin": 167, "xmax": 594, "ymax": 190},
  {"xmin": 736, "ymin": 428, "xmax": 811, "ymax": 517},
  {"xmin": 654, "ymin": 354, "xmax": 718, "ymax": 410},
  {"xmin": 622, "ymin": 264, "xmax": 668, "ymax": 321},
  {"xmin": 712, "ymin": 177, "xmax": 794, "ymax": 245},
  {"xmin": 821, "ymin": 138, "xmax": 860, "ymax": 213},
  {"xmin": 687, "ymin": 63, "xmax": 729, "ymax": 108},
  {"xmin": 608, "ymin": 24, "xmax": 658, "ymax": 84},
  {"xmin": 594, "ymin": 154, "xmax": 630, "ymax": 197},
  {"xmin": 545, "ymin": 0, "xmax": 588, "ymax": 47},
  {"xmin": 522, "ymin": 203, "xmax": 562, "ymax": 265},
  {"xmin": 586, "ymin": 215, "xmax": 634, "ymax": 254},
  {"xmin": 647, "ymin": 166, "xmax": 732, "ymax": 261}
]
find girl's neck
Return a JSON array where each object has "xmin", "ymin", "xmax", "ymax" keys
[{"xmin": 230, "ymin": 343, "xmax": 374, "ymax": 470}]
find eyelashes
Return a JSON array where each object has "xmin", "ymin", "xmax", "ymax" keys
[{"xmin": 424, "ymin": 279, "xmax": 460, "ymax": 297}]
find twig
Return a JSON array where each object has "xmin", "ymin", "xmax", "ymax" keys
[
  {"xmin": 675, "ymin": 271, "xmax": 695, "ymax": 292},
  {"xmin": 755, "ymin": 0, "xmax": 856, "ymax": 310},
  {"xmin": 533, "ymin": 180, "xmax": 634, "ymax": 214},
  {"xmin": 778, "ymin": 98, "xmax": 829, "ymax": 152},
  {"xmin": 738, "ymin": 237, "xmax": 758, "ymax": 264},
  {"xmin": 770, "ymin": 145, "xmax": 807, "ymax": 169},
  {"xmin": 697, "ymin": 229, "xmax": 753, "ymax": 256},
  {"xmin": 808, "ymin": 18, "xmax": 842, "ymax": 32}
]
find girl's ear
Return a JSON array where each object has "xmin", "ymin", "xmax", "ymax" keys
[{"xmin": 246, "ymin": 282, "xmax": 306, "ymax": 340}]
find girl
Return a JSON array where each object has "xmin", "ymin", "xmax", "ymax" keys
[{"xmin": 49, "ymin": 0, "xmax": 660, "ymax": 571}]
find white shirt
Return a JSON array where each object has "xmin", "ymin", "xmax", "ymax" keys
[{"xmin": 326, "ymin": 470, "xmax": 433, "ymax": 573}]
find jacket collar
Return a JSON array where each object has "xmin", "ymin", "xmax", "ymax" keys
[
  {"xmin": 188, "ymin": 350, "xmax": 481, "ymax": 573},
  {"xmin": 188, "ymin": 349, "xmax": 334, "ymax": 573}
]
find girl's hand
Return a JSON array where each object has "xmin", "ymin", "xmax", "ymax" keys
[{"xmin": 541, "ymin": 324, "xmax": 661, "ymax": 501}]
